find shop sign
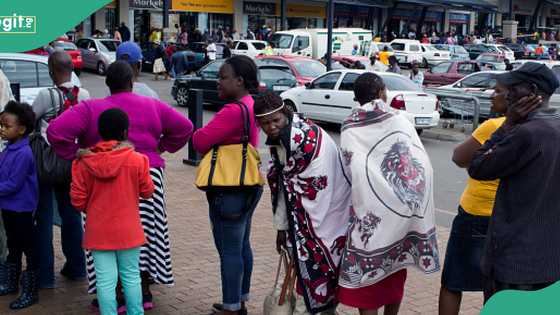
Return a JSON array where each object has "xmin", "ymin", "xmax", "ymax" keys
[
  {"xmin": 449, "ymin": 13, "xmax": 470, "ymax": 24},
  {"xmin": 172, "ymin": 0, "xmax": 234, "ymax": 14},
  {"xmin": 129, "ymin": 0, "xmax": 163, "ymax": 9},
  {"xmin": 277, "ymin": 3, "xmax": 326, "ymax": 18},
  {"xmin": 244, "ymin": 2, "xmax": 276, "ymax": 16}
]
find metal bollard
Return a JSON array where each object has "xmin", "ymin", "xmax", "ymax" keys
[{"xmin": 183, "ymin": 89, "xmax": 203, "ymax": 166}]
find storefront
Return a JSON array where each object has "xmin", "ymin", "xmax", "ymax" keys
[
  {"xmin": 172, "ymin": 0, "xmax": 234, "ymax": 33},
  {"xmin": 448, "ymin": 12, "xmax": 471, "ymax": 35},
  {"xmin": 390, "ymin": 8, "xmax": 444, "ymax": 36},
  {"xmin": 129, "ymin": 0, "xmax": 164, "ymax": 44},
  {"xmin": 334, "ymin": 4, "xmax": 370, "ymax": 28},
  {"xmin": 243, "ymin": 1, "xmax": 279, "ymax": 33},
  {"xmin": 285, "ymin": 3, "xmax": 325, "ymax": 29}
]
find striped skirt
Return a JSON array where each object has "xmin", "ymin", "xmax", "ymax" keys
[{"xmin": 86, "ymin": 167, "xmax": 174, "ymax": 293}]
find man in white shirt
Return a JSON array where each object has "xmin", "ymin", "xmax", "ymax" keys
[
  {"xmin": 207, "ymin": 41, "xmax": 217, "ymax": 61},
  {"xmin": 410, "ymin": 61, "xmax": 424, "ymax": 87},
  {"xmin": 31, "ymin": 51, "xmax": 90, "ymax": 289}
]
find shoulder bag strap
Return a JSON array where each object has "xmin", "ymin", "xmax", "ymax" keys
[{"xmin": 235, "ymin": 101, "xmax": 251, "ymax": 186}]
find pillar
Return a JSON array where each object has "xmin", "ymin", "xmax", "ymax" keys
[
  {"xmin": 469, "ymin": 12, "xmax": 476, "ymax": 34},
  {"xmin": 233, "ymin": 0, "xmax": 244, "ymax": 35},
  {"xmin": 118, "ymin": 0, "xmax": 130, "ymax": 25},
  {"xmin": 94, "ymin": 9, "xmax": 105, "ymax": 32},
  {"xmin": 503, "ymin": 20, "xmax": 518, "ymax": 41}
]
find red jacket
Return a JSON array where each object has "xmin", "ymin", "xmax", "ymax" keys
[{"xmin": 70, "ymin": 141, "xmax": 154, "ymax": 250}]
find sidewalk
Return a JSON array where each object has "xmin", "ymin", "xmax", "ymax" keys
[{"xmin": 0, "ymin": 150, "xmax": 483, "ymax": 315}]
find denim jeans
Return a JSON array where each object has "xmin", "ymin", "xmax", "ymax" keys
[
  {"xmin": 92, "ymin": 247, "xmax": 143, "ymax": 315},
  {"xmin": 35, "ymin": 183, "xmax": 86, "ymax": 287},
  {"xmin": 206, "ymin": 187, "xmax": 263, "ymax": 311}
]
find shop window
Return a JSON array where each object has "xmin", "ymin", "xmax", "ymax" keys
[
  {"xmin": 312, "ymin": 72, "xmax": 341, "ymax": 90},
  {"xmin": 293, "ymin": 36, "xmax": 309, "ymax": 53}
]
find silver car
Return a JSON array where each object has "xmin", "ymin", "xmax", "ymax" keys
[
  {"xmin": 76, "ymin": 38, "xmax": 119, "ymax": 75},
  {"xmin": 0, "ymin": 53, "xmax": 80, "ymax": 105}
]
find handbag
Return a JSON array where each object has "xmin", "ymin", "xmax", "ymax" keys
[
  {"xmin": 195, "ymin": 102, "xmax": 264, "ymax": 190},
  {"xmin": 263, "ymin": 249, "xmax": 296, "ymax": 315},
  {"xmin": 153, "ymin": 58, "xmax": 166, "ymax": 73},
  {"xmin": 29, "ymin": 88, "xmax": 72, "ymax": 185}
]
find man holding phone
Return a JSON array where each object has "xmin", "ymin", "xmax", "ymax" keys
[{"xmin": 468, "ymin": 62, "xmax": 560, "ymax": 302}]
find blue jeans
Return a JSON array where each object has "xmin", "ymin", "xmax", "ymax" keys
[
  {"xmin": 206, "ymin": 187, "xmax": 263, "ymax": 311},
  {"xmin": 35, "ymin": 183, "xmax": 86, "ymax": 287},
  {"xmin": 92, "ymin": 248, "xmax": 143, "ymax": 315}
]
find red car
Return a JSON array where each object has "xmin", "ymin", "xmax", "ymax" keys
[
  {"xmin": 423, "ymin": 60, "xmax": 481, "ymax": 87},
  {"xmin": 25, "ymin": 39, "xmax": 83, "ymax": 75},
  {"xmin": 256, "ymin": 55, "xmax": 326, "ymax": 85}
]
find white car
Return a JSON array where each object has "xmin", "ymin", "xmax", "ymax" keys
[
  {"xmin": 487, "ymin": 44, "xmax": 516, "ymax": 62},
  {"xmin": 232, "ymin": 40, "xmax": 267, "ymax": 58},
  {"xmin": 0, "ymin": 53, "xmax": 80, "ymax": 105},
  {"xmin": 390, "ymin": 39, "xmax": 423, "ymax": 66},
  {"xmin": 281, "ymin": 69, "xmax": 440, "ymax": 132},
  {"xmin": 421, "ymin": 44, "xmax": 450, "ymax": 67}
]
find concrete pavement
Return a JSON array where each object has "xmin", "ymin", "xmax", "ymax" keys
[{"xmin": 0, "ymin": 149, "xmax": 483, "ymax": 315}]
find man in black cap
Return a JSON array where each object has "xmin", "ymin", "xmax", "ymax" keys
[{"xmin": 468, "ymin": 62, "xmax": 560, "ymax": 302}]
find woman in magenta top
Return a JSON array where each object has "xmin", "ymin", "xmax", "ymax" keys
[
  {"xmin": 192, "ymin": 55, "xmax": 262, "ymax": 315},
  {"xmin": 47, "ymin": 61, "xmax": 193, "ymax": 310}
]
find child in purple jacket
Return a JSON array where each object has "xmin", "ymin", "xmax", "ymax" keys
[{"xmin": 0, "ymin": 101, "xmax": 39, "ymax": 310}]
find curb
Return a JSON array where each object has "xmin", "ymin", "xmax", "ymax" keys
[{"xmin": 421, "ymin": 129, "xmax": 467, "ymax": 142}]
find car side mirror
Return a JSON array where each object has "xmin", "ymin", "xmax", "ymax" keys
[{"xmin": 305, "ymin": 82, "xmax": 312, "ymax": 89}]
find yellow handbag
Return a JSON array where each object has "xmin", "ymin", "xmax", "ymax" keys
[{"xmin": 195, "ymin": 102, "xmax": 265, "ymax": 190}]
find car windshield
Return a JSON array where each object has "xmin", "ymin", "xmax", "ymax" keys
[
  {"xmin": 454, "ymin": 46, "xmax": 468, "ymax": 54},
  {"xmin": 54, "ymin": 41, "xmax": 77, "ymax": 50},
  {"xmin": 486, "ymin": 45, "xmax": 500, "ymax": 53},
  {"xmin": 377, "ymin": 44, "xmax": 393, "ymax": 52},
  {"xmin": 99, "ymin": 40, "xmax": 118, "ymax": 52},
  {"xmin": 292, "ymin": 60, "xmax": 326, "ymax": 78},
  {"xmin": 381, "ymin": 75, "xmax": 422, "ymax": 92},
  {"xmin": 269, "ymin": 34, "xmax": 293, "ymax": 49},
  {"xmin": 431, "ymin": 62, "xmax": 452, "ymax": 73},
  {"xmin": 252, "ymin": 42, "xmax": 266, "ymax": 50},
  {"xmin": 433, "ymin": 44, "xmax": 449, "ymax": 51},
  {"xmin": 260, "ymin": 68, "xmax": 295, "ymax": 83}
]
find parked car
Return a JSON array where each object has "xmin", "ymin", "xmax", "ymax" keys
[
  {"xmin": 231, "ymin": 40, "xmax": 267, "ymax": 58},
  {"xmin": 487, "ymin": 44, "xmax": 516, "ymax": 61},
  {"xmin": 504, "ymin": 43, "xmax": 530, "ymax": 59},
  {"xmin": 424, "ymin": 61, "xmax": 481, "ymax": 87},
  {"xmin": 390, "ymin": 39, "xmax": 423, "ymax": 66},
  {"xmin": 476, "ymin": 53, "xmax": 506, "ymax": 70},
  {"xmin": 280, "ymin": 69, "xmax": 440, "ymax": 132},
  {"xmin": 525, "ymin": 44, "xmax": 551, "ymax": 59},
  {"xmin": 0, "ymin": 53, "xmax": 80, "ymax": 104},
  {"xmin": 258, "ymin": 65, "xmax": 298, "ymax": 94},
  {"xmin": 171, "ymin": 60, "xmax": 282, "ymax": 107},
  {"xmin": 256, "ymin": 55, "xmax": 326, "ymax": 85},
  {"xmin": 463, "ymin": 44, "xmax": 498, "ymax": 60},
  {"xmin": 75, "ymin": 38, "xmax": 120, "ymax": 75},
  {"xmin": 427, "ymin": 71, "xmax": 500, "ymax": 118},
  {"xmin": 433, "ymin": 44, "xmax": 470, "ymax": 61},
  {"xmin": 420, "ymin": 44, "xmax": 450, "ymax": 67},
  {"xmin": 430, "ymin": 69, "xmax": 560, "ymax": 117}
]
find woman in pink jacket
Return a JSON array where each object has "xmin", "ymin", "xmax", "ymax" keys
[
  {"xmin": 192, "ymin": 55, "xmax": 262, "ymax": 315},
  {"xmin": 47, "ymin": 61, "xmax": 193, "ymax": 311}
]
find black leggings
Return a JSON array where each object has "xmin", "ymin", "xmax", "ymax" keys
[{"xmin": 2, "ymin": 211, "xmax": 37, "ymax": 270}]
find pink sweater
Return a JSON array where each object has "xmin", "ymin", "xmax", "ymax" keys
[
  {"xmin": 47, "ymin": 92, "xmax": 193, "ymax": 168},
  {"xmin": 192, "ymin": 95, "xmax": 259, "ymax": 154}
]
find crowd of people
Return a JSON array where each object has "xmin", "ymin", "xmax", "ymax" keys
[{"xmin": 2, "ymin": 27, "xmax": 560, "ymax": 315}]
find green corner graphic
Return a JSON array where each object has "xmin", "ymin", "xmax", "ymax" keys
[
  {"xmin": 0, "ymin": 0, "xmax": 110, "ymax": 52},
  {"xmin": 481, "ymin": 281, "xmax": 560, "ymax": 314}
]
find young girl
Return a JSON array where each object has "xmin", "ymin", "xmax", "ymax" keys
[
  {"xmin": 0, "ymin": 101, "xmax": 39, "ymax": 310},
  {"xmin": 70, "ymin": 108, "xmax": 154, "ymax": 315}
]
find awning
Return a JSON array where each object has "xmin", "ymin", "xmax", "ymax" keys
[{"xmin": 396, "ymin": 0, "xmax": 497, "ymax": 11}]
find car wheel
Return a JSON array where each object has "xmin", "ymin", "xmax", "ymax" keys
[
  {"xmin": 97, "ymin": 62, "xmax": 106, "ymax": 75},
  {"xmin": 284, "ymin": 100, "xmax": 297, "ymax": 113},
  {"xmin": 416, "ymin": 128, "xmax": 424, "ymax": 135},
  {"xmin": 422, "ymin": 58, "xmax": 429, "ymax": 68},
  {"xmin": 176, "ymin": 85, "xmax": 189, "ymax": 107}
]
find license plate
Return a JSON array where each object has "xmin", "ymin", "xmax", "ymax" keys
[
  {"xmin": 415, "ymin": 117, "xmax": 432, "ymax": 126},
  {"xmin": 273, "ymin": 85, "xmax": 289, "ymax": 91}
]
